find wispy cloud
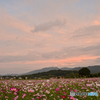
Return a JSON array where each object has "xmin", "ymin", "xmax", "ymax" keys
[
  {"xmin": 31, "ymin": 19, "xmax": 66, "ymax": 33},
  {"xmin": 72, "ymin": 25, "xmax": 100, "ymax": 38},
  {"xmin": 0, "ymin": 52, "xmax": 43, "ymax": 63},
  {"xmin": 0, "ymin": 0, "xmax": 100, "ymax": 74}
]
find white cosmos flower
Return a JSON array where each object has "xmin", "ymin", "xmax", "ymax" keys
[
  {"xmin": 47, "ymin": 80, "xmax": 50, "ymax": 83},
  {"xmin": 42, "ymin": 82, "xmax": 45, "ymax": 85},
  {"xmin": 46, "ymin": 90, "xmax": 50, "ymax": 94}
]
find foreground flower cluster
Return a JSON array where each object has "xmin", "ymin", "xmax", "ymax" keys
[{"xmin": 0, "ymin": 78, "xmax": 100, "ymax": 100}]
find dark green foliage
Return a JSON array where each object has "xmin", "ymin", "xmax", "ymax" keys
[
  {"xmin": 1, "ymin": 69, "xmax": 100, "ymax": 79},
  {"xmin": 18, "ymin": 70, "xmax": 78, "ymax": 79},
  {"xmin": 78, "ymin": 67, "xmax": 91, "ymax": 76}
]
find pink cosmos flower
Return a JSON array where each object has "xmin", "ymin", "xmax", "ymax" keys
[
  {"xmin": 83, "ymin": 95, "xmax": 87, "ymax": 98},
  {"xmin": 81, "ymin": 87, "xmax": 84, "ymax": 89},
  {"xmin": 43, "ymin": 88, "xmax": 46, "ymax": 91},
  {"xmin": 59, "ymin": 85, "xmax": 62, "ymax": 88},
  {"xmin": 86, "ymin": 84, "xmax": 92, "ymax": 87},
  {"xmin": 74, "ymin": 89, "xmax": 77, "ymax": 92},
  {"xmin": 70, "ymin": 96, "xmax": 76, "ymax": 100},
  {"xmin": 61, "ymin": 95, "xmax": 67, "ymax": 98},
  {"xmin": 28, "ymin": 89, "xmax": 34, "ymax": 93},
  {"xmin": 22, "ymin": 94, "xmax": 26, "ymax": 98},
  {"xmin": 13, "ymin": 95, "xmax": 19, "ymax": 100},
  {"xmin": 37, "ymin": 96, "xmax": 42, "ymax": 99},
  {"xmin": 56, "ymin": 88, "xmax": 60, "ymax": 92},
  {"xmin": 14, "ymin": 92, "xmax": 17, "ymax": 95},
  {"xmin": 10, "ymin": 87, "xmax": 19, "ymax": 92},
  {"xmin": 5, "ymin": 96, "xmax": 8, "ymax": 98},
  {"xmin": 63, "ymin": 92, "xmax": 66, "ymax": 95}
]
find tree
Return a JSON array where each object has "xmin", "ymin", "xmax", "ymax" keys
[
  {"xmin": 75, "ymin": 73, "xmax": 79, "ymax": 78},
  {"xmin": 78, "ymin": 67, "xmax": 90, "ymax": 77},
  {"xmin": 98, "ymin": 73, "xmax": 100, "ymax": 77},
  {"xmin": 70, "ymin": 72, "xmax": 74, "ymax": 78}
]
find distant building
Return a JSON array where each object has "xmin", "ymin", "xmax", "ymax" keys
[
  {"xmin": 19, "ymin": 77, "xmax": 22, "ymax": 79},
  {"xmin": 13, "ymin": 77, "xmax": 16, "ymax": 79},
  {"xmin": 5, "ymin": 77, "xmax": 9, "ymax": 79},
  {"xmin": 25, "ymin": 77, "xmax": 28, "ymax": 79},
  {"xmin": 0, "ymin": 77, "xmax": 2, "ymax": 80}
]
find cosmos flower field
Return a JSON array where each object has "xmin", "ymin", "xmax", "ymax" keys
[{"xmin": 0, "ymin": 78, "xmax": 100, "ymax": 100}]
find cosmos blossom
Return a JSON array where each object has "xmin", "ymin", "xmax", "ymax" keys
[
  {"xmin": 74, "ymin": 89, "xmax": 77, "ymax": 92},
  {"xmin": 60, "ymin": 95, "xmax": 67, "ymax": 98},
  {"xmin": 10, "ymin": 87, "xmax": 19, "ymax": 92},
  {"xmin": 63, "ymin": 92, "xmax": 66, "ymax": 95},
  {"xmin": 86, "ymin": 84, "xmax": 92, "ymax": 87},
  {"xmin": 22, "ymin": 94, "xmax": 26, "ymax": 98},
  {"xmin": 0, "ymin": 78, "xmax": 99, "ymax": 100},
  {"xmin": 28, "ymin": 89, "xmax": 34, "ymax": 93},
  {"xmin": 69, "ymin": 96, "xmax": 76, "ymax": 100},
  {"xmin": 46, "ymin": 90, "xmax": 50, "ymax": 94},
  {"xmin": 13, "ymin": 95, "xmax": 19, "ymax": 100},
  {"xmin": 5, "ymin": 96, "xmax": 8, "ymax": 98},
  {"xmin": 56, "ymin": 88, "xmax": 60, "ymax": 92},
  {"xmin": 37, "ymin": 96, "xmax": 42, "ymax": 99}
]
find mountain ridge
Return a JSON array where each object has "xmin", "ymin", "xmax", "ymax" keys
[
  {"xmin": 1, "ymin": 65, "xmax": 100, "ymax": 76},
  {"xmin": 20, "ymin": 65, "xmax": 100, "ymax": 75}
]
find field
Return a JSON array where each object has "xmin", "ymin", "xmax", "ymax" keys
[{"xmin": 0, "ymin": 78, "xmax": 100, "ymax": 100}]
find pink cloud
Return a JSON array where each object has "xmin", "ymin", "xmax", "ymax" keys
[
  {"xmin": 93, "ymin": 20, "xmax": 100, "ymax": 25},
  {"xmin": 22, "ymin": 55, "xmax": 100, "ymax": 66},
  {"xmin": 0, "ymin": 8, "xmax": 33, "ymax": 34}
]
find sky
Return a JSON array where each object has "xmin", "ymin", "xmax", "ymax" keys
[{"xmin": 0, "ymin": 0, "xmax": 100, "ymax": 75}]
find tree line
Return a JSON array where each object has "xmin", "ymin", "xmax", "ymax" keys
[{"xmin": 1, "ymin": 68, "xmax": 100, "ymax": 79}]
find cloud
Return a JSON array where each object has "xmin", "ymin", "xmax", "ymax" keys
[
  {"xmin": 23, "ymin": 55, "xmax": 100, "ymax": 67},
  {"xmin": 1, "ymin": 0, "xmax": 100, "ymax": 74},
  {"xmin": 73, "ymin": 25, "xmax": 100, "ymax": 38},
  {"xmin": 31, "ymin": 19, "xmax": 66, "ymax": 33},
  {"xmin": 41, "ymin": 43, "xmax": 100, "ymax": 60},
  {"xmin": 67, "ymin": 44, "xmax": 100, "ymax": 57},
  {"xmin": 0, "ymin": 52, "xmax": 43, "ymax": 63},
  {"xmin": 94, "ymin": 20, "xmax": 100, "ymax": 25},
  {"xmin": 1, "ymin": 43, "xmax": 100, "ymax": 63},
  {"xmin": 95, "ymin": 58, "xmax": 100, "ymax": 63},
  {"xmin": 68, "ymin": 25, "xmax": 100, "ymax": 46},
  {"xmin": 0, "ymin": 7, "xmax": 32, "ymax": 34}
]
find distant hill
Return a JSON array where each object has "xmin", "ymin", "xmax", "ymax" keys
[
  {"xmin": 71, "ymin": 67, "xmax": 82, "ymax": 71},
  {"xmin": 88, "ymin": 65, "xmax": 100, "ymax": 74},
  {"xmin": 4, "ymin": 74, "xmax": 19, "ymax": 76},
  {"xmin": 20, "ymin": 67, "xmax": 59, "ymax": 75},
  {"xmin": 1, "ymin": 65, "xmax": 100, "ymax": 76},
  {"xmin": 71, "ymin": 65, "xmax": 100, "ymax": 74},
  {"xmin": 22, "ymin": 65, "xmax": 100, "ymax": 75},
  {"xmin": 60, "ymin": 67, "xmax": 72, "ymax": 70},
  {"xmin": 20, "ymin": 69, "xmax": 78, "ymax": 79}
]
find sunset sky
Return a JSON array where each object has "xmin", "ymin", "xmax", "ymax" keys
[{"xmin": 0, "ymin": 0, "xmax": 100, "ymax": 75}]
